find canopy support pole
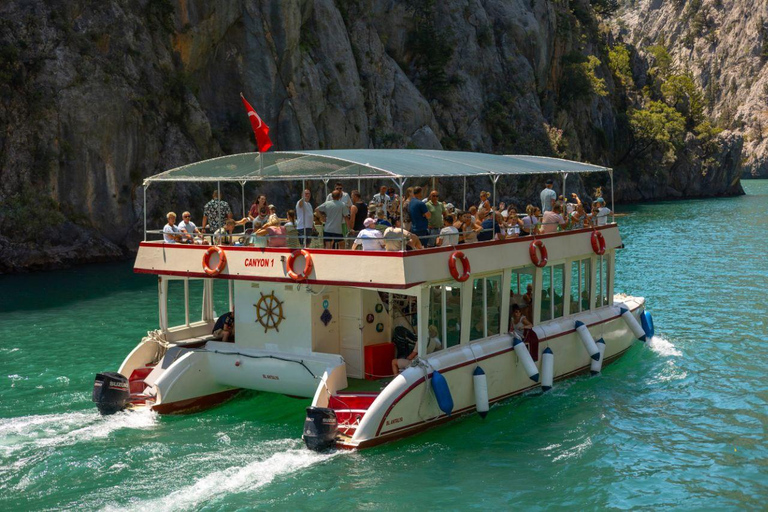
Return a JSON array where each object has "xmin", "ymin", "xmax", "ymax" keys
[
  {"xmin": 217, "ymin": 181, "xmax": 221, "ymax": 245},
  {"xmin": 143, "ymin": 182, "xmax": 148, "ymax": 242},
  {"xmin": 463, "ymin": 176, "xmax": 466, "ymax": 211},
  {"xmin": 392, "ymin": 177, "xmax": 407, "ymax": 251},
  {"xmin": 241, "ymin": 180, "xmax": 246, "ymax": 219},
  {"xmin": 609, "ymin": 169, "xmax": 615, "ymax": 223},
  {"xmin": 302, "ymin": 179, "xmax": 307, "ymax": 248},
  {"xmin": 323, "ymin": 178, "xmax": 329, "ymax": 199},
  {"xmin": 562, "ymin": 172, "xmax": 568, "ymax": 200},
  {"xmin": 490, "ymin": 174, "xmax": 499, "ymax": 238}
]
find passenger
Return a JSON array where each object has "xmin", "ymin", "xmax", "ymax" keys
[
  {"xmin": 505, "ymin": 206, "xmax": 523, "ymax": 238},
  {"xmin": 326, "ymin": 182, "xmax": 352, "ymax": 208},
  {"xmin": 477, "ymin": 212, "xmax": 505, "ymax": 242},
  {"xmin": 477, "ymin": 191, "xmax": 491, "ymax": 220},
  {"xmin": 163, "ymin": 212, "xmax": 182, "ymax": 243},
  {"xmin": 521, "ymin": 205, "xmax": 540, "ymax": 236},
  {"xmin": 510, "ymin": 304, "xmax": 533, "ymax": 339},
  {"xmin": 315, "ymin": 189, "xmax": 350, "ymax": 249},
  {"xmin": 248, "ymin": 220, "xmax": 268, "ymax": 247},
  {"xmin": 202, "ymin": 190, "xmax": 233, "ymax": 233},
  {"xmin": 401, "ymin": 186, "xmax": 414, "ymax": 231},
  {"xmin": 390, "ymin": 325, "xmax": 442, "ymax": 375},
  {"xmin": 177, "ymin": 211, "xmax": 201, "ymax": 243},
  {"xmin": 425, "ymin": 190, "xmax": 446, "ymax": 247},
  {"xmin": 386, "ymin": 187, "xmax": 400, "ymax": 223},
  {"xmin": 295, "ymin": 189, "xmax": 314, "ymax": 246},
  {"xmin": 375, "ymin": 208, "xmax": 392, "ymax": 230},
  {"xmin": 352, "ymin": 218, "xmax": 385, "ymax": 251},
  {"xmin": 408, "ymin": 186, "xmax": 431, "ymax": 247},
  {"xmin": 212, "ymin": 310, "xmax": 235, "ymax": 342},
  {"xmin": 540, "ymin": 179, "xmax": 557, "ymax": 213},
  {"xmin": 541, "ymin": 203, "xmax": 568, "ymax": 233},
  {"xmin": 248, "ymin": 194, "xmax": 267, "ymax": 219},
  {"xmin": 468, "ymin": 205, "xmax": 479, "ymax": 226},
  {"xmin": 590, "ymin": 197, "xmax": 612, "ymax": 226},
  {"xmin": 383, "ymin": 219, "xmax": 423, "ymax": 251},
  {"xmin": 569, "ymin": 195, "xmax": 589, "ymax": 229},
  {"xmin": 455, "ymin": 211, "xmax": 479, "ymax": 244},
  {"xmin": 436, "ymin": 214, "xmax": 459, "ymax": 246},
  {"xmin": 523, "ymin": 283, "xmax": 534, "ymax": 322},
  {"xmin": 214, "ymin": 218, "xmax": 237, "ymax": 245},
  {"xmin": 255, "ymin": 221, "xmax": 286, "ymax": 247},
  {"xmin": 266, "ymin": 204, "xmax": 281, "ymax": 227},
  {"xmin": 426, "ymin": 325, "xmax": 443, "ymax": 352},
  {"xmin": 251, "ymin": 204, "xmax": 270, "ymax": 228},
  {"xmin": 349, "ymin": 190, "xmax": 368, "ymax": 235},
  {"xmin": 372, "ymin": 185, "xmax": 390, "ymax": 215},
  {"xmin": 284, "ymin": 210, "xmax": 301, "ymax": 249}
]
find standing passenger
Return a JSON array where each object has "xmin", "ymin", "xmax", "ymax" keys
[
  {"xmin": 349, "ymin": 190, "xmax": 368, "ymax": 235},
  {"xmin": 408, "ymin": 186, "xmax": 431, "ymax": 247},
  {"xmin": 426, "ymin": 190, "xmax": 446, "ymax": 247},
  {"xmin": 202, "ymin": 191, "xmax": 233, "ymax": 233},
  {"xmin": 436, "ymin": 214, "xmax": 459, "ymax": 246},
  {"xmin": 540, "ymin": 179, "xmax": 557, "ymax": 213},
  {"xmin": 326, "ymin": 182, "xmax": 352, "ymax": 207},
  {"xmin": 316, "ymin": 189, "xmax": 350, "ymax": 249},
  {"xmin": 295, "ymin": 189, "xmax": 314, "ymax": 246}
]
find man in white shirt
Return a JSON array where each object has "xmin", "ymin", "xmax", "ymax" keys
[
  {"xmin": 326, "ymin": 182, "xmax": 352, "ymax": 208},
  {"xmin": 295, "ymin": 189, "xmax": 314, "ymax": 246},
  {"xmin": 540, "ymin": 179, "xmax": 557, "ymax": 212},
  {"xmin": 177, "ymin": 211, "xmax": 200, "ymax": 243},
  {"xmin": 163, "ymin": 212, "xmax": 181, "ymax": 243},
  {"xmin": 352, "ymin": 218, "xmax": 385, "ymax": 251},
  {"xmin": 372, "ymin": 185, "xmax": 390, "ymax": 213},
  {"xmin": 591, "ymin": 197, "xmax": 612, "ymax": 226},
  {"xmin": 436, "ymin": 214, "xmax": 460, "ymax": 246}
]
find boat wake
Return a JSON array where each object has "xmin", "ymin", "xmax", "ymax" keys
[
  {"xmin": 109, "ymin": 440, "xmax": 343, "ymax": 511},
  {"xmin": 646, "ymin": 335, "xmax": 681, "ymax": 357},
  {"xmin": 0, "ymin": 409, "xmax": 157, "ymax": 456}
]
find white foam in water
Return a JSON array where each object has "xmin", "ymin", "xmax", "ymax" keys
[
  {"xmin": 647, "ymin": 335, "xmax": 681, "ymax": 357},
  {"xmin": 0, "ymin": 409, "xmax": 157, "ymax": 455},
  {"xmin": 112, "ymin": 443, "xmax": 341, "ymax": 512}
]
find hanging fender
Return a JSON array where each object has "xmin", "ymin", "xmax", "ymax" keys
[
  {"xmin": 473, "ymin": 366, "xmax": 489, "ymax": 418},
  {"xmin": 286, "ymin": 249, "xmax": 313, "ymax": 281},
  {"xmin": 591, "ymin": 230, "xmax": 606, "ymax": 255},
  {"xmin": 202, "ymin": 246, "xmax": 227, "ymax": 276},
  {"xmin": 431, "ymin": 370, "xmax": 454, "ymax": 416},
  {"xmin": 529, "ymin": 240, "xmax": 548, "ymax": 268},
  {"xmin": 541, "ymin": 347, "xmax": 554, "ymax": 391},
  {"xmin": 448, "ymin": 251, "xmax": 471, "ymax": 282},
  {"xmin": 575, "ymin": 321, "xmax": 601, "ymax": 361},
  {"xmin": 641, "ymin": 311, "xmax": 655, "ymax": 340},
  {"xmin": 619, "ymin": 306, "xmax": 646, "ymax": 341},
  {"xmin": 513, "ymin": 337, "xmax": 539, "ymax": 382},
  {"xmin": 590, "ymin": 338, "xmax": 606, "ymax": 375}
]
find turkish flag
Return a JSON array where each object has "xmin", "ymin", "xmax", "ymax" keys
[{"xmin": 240, "ymin": 93, "xmax": 273, "ymax": 152}]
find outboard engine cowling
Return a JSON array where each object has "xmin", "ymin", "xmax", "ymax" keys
[
  {"xmin": 303, "ymin": 407, "xmax": 338, "ymax": 451},
  {"xmin": 92, "ymin": 372, "xmax": 130, "ymax": 415}
]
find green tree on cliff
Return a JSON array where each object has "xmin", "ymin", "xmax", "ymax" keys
[
  {"xmin": 625, "ymin": 100, "xmax": 686, "ymax": 163},
  {"xmin": 661, "ymin": 73, "xmax": 706, "ymax": 129}
]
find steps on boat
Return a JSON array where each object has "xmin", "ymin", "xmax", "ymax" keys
[{"xmin": 329, "ymin": 392, "xmax": 378, "ymax": 435}]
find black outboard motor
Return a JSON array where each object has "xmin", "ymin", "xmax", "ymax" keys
[
  {"xmin": 92, "ymin": 372, "xmax": 130, "ymax": 415},
  {"xmin": 303, "ymin": 407, "xmax": 338, "ymax": 451}
]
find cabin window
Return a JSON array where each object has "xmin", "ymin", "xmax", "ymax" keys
[
  {"xmin": 595, "ymin": 255, "xmax": 610, "ymax": 308},
  {"xmin": 541, "ymin": 264, "xmax": 565, "ymax": 322},
  {"xmin": 510, "ymin": 268, "xmax": 535, "ymax": 325},
  {"xmin": 428, "ymin": 284, "xmax": 461, "ymax": 350},
  {"xmin": 470, "ymin": 274, "xmax": 503, "ymax": 341},
  {"xmin": 570, "ymin": 258, "xmax": 591, "ymax": 313},
  {"xmin": 166, "ymin": 278, "xmax": 206, "ymax": 327}
]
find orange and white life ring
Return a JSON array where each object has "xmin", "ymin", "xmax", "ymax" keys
[
  {"xmin": 591, "ymin": 230, "xmax": 606, "ymax": 255},
  {"xmin": 529, "ymin": 240, "xmax": 548, "ymax": 268},
  {"xmin": 287, "ymin": 249, "xmax": 313, "ymax": 281},
  {"xmin": 202, "ymin": 246, "xmax": 227, "ymax": 276},
  {"xmin": 448, "ymin": 251, "xmax": 471, "ymax": 282}
]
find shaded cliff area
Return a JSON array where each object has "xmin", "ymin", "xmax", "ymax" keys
[{"xmin": 0, "ymin": 0, "xmax": 745, "ymax": 272}]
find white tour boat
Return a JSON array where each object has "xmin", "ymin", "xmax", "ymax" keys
[{"xmin": 91, "ymin": 150, "xmax": 653, "ymax": 451}]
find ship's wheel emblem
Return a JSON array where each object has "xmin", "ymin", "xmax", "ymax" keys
[{"xmin": 254, "ymin": 291, "xmax": 285, "ymax": 333}]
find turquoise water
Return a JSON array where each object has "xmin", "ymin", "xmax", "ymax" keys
[{"xmin": 1, "ymin": 182, "xmax": 766, "ymax": 510}]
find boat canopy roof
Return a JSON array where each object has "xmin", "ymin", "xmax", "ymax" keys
[{"xmin": 144, "ymin": 149, "xmax": 610, "ymax": 183}]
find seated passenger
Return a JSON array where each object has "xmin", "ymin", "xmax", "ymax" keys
[
  {"xmin": 247, "ymin": 220, "xmax": 268, "ymax": 247},
  {"xmin": 177, "ymin": 211, "xmax": 201, "ymax": 243},
  {"xmin": 383, "ymin": 219, "xmax": 423, "ymax": 251},
  {"xmin": 454, "ymin": 211, "xmax": 479, "ymax": 244},
  {"xmin": 391, "ymin": 325, "xmax": 418, "ymax": 375},
  {"xmin": 255, "ymin": 222, "xmax": 287, "ymax": 247},
  {"xmin": 352, "ymin": 218, "xmax": 385, "ymax": 251},
  {"xmin": 541, "ymin": 203, "xmax": 568, "ymax": 233},
  {"xmin": 163, "ymin": 212, "xmax": 182, "ymax": 243},
  {"xmin": 509, "ymin": 304, "xmax": 533, "ymax": 339},
  {"xmin": 284, "ymin": 209, "xmax": 301, "ymax": 249},
  {"xmin": 477, "ymin": 212, "xmax": 505, "ymax": 242},
  {"xmin": 436, "ymin": 214, "xmax": 459, "ymax": 246},
  {"xmin": 589, "ymin": 197, "xmax": 612, "ymax": 226},
  {"xmin": 214, "ymin": 219, "xmax": 237, "ymax": 245},
  {"xmin": 375, "ymin": 209, "xmax": 392, "ymax": 229},
  {"xmin": 426, "ymin": 325, "xmax": 443, "ymax": 352},
  {"xmin": 212, "ymin": 310, "xmax": 235, "ymax": 342}
]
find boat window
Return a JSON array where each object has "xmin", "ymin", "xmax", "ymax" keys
[
  {"xmin": 428, "ymin": 284, "xmax": 461, "ymax": 351},
  {"xmin": 166, "ymin": 279, "xmax": 206, "ymax": 327},
  {"xmin": 596, "ymin": 255, "xmax": 609, "ymax": 308},
  {"xmin": 470, "ymin": 274, "xmax": 503, "ymax": 341},
  {"xmin": 541, "ymin": 264, "xmax": 565, "ymax": 322},
  {"xmin": 510, "ymin": 268, "xmax": 535, "ymax": 325},
  {"xmin": 570, "ymin": 258, "xmax": 591, "ymax": 313}
]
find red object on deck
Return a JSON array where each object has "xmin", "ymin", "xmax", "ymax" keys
[
  {"xmin": 129, "ymin": 367, "xmax": 153, "ymax": 394},
  {"xmin": 364, "ymin": 342, "xmax": 395, "ymax": 380}
]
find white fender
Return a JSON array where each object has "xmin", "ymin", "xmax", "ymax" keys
[
  {"xmin": 575, "ymin": 321, "xmax": 601, "ymax": 361},
  {"xmin": 590, "ymin": 338, "xmax": 606, "ymax": 375},
  {"xmin": 619, "ymin": 306, "xmax": 646, "ymax": 341},
  {"xmin": 541, "ymin": 347, "xmax": 554, "ymax": 391},
  {"xmin": 512, "ymin": 337, "xmax": 539, "ymax": 382},
  {"xmin": 473, "ymin": 366, "xmax": 489, "ymax": 418}
]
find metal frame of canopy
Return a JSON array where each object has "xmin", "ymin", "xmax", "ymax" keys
[{"xmin": 142, "ymin": 149, "xmax": 614, "ymax": 246}]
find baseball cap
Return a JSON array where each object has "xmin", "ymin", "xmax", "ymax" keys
[
  {"xmin": 363, "ymin": 218, "xmax": 376, "ymax": 228},
  {"xmin": 596, "ymin": 197, "xmax": 605, "ymax": 204},
  {"xmin": 546, "ymin": 179, "xmax": 554, "ymax": 185}
]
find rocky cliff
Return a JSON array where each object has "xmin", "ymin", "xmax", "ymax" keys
[
  {"xmin": 0, "ymin": 0, "xmax": 746, "ymax": 272},
  {"xmin": 616, "ymin": 0, "xmax": 768, "ymax": 178}
]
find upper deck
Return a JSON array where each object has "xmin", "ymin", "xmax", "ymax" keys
[{"xmin": 134, "ymin": 224, "xmax": 621, "ymax": 289}]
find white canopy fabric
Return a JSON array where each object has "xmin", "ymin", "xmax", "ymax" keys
[{"xmin": 144, "ymin": 149, "xmax": 610, "ymax": 184}]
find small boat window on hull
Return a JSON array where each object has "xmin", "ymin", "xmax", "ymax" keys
[
  {"xmin": 570, "ymin": 258, "xmax": 592, "ymax": 313},
  {"xmin": 510, "ymin": 268, "xmax": 535, "ymax": 325},
  {"xmin": 470, "ymin": 274, "xmax": 503, "ymax": 341},
  {"xmin": 541, "ymin": 264, "xmax": 565, "ymax": 322},
  {"xmin": 428, "ymin": 284, "xmax": 461, "ymax": 351}
]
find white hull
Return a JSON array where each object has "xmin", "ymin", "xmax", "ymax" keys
[{"xmin": 333, "ymin": 297, "xmax": 645, "ymax": 449}]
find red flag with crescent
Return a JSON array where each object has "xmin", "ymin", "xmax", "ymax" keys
[{"xmin": 240, "ymin": 93, "xmax": 273, "ymax": 152}]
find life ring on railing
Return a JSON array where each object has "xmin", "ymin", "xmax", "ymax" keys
[
  {"xmin": 591, "ymin": 230, "xmax": 606, "ymax": 255},
  {"xmin": 529, "ymin": 240, "xmax": 548, "ymax": 268},
  {"xmin": 287, "ymin": 249, "xmax": 313, "ymax": 281},
  {"xmin": 202, "ymin": 246, "xmax": 227, "ymax": 276},
  {"xmin": 448, "ymin": 251, "xmax": 471, "ymax": 282}
]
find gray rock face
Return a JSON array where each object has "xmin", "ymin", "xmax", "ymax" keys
[
  {"xmin": 618, "ymin": 0, "xmax": 768, "ymax": 178},
  {"xmin": 0, "ymin": 0, "xmax": 746, "ymax": 272}
]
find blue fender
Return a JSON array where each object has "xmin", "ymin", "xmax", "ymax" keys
[
  {"xmin": 641, "ymin": 311, "xmax": 655, "ymax": 340},
  {"xmin": 431, "ymin": 370, "xmax": 454, "ymax": 416}
]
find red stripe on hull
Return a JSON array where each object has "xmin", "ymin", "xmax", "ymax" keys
[{"xmin": 151, "ymin": 389, "xmax": 241, "ymax": 414}]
